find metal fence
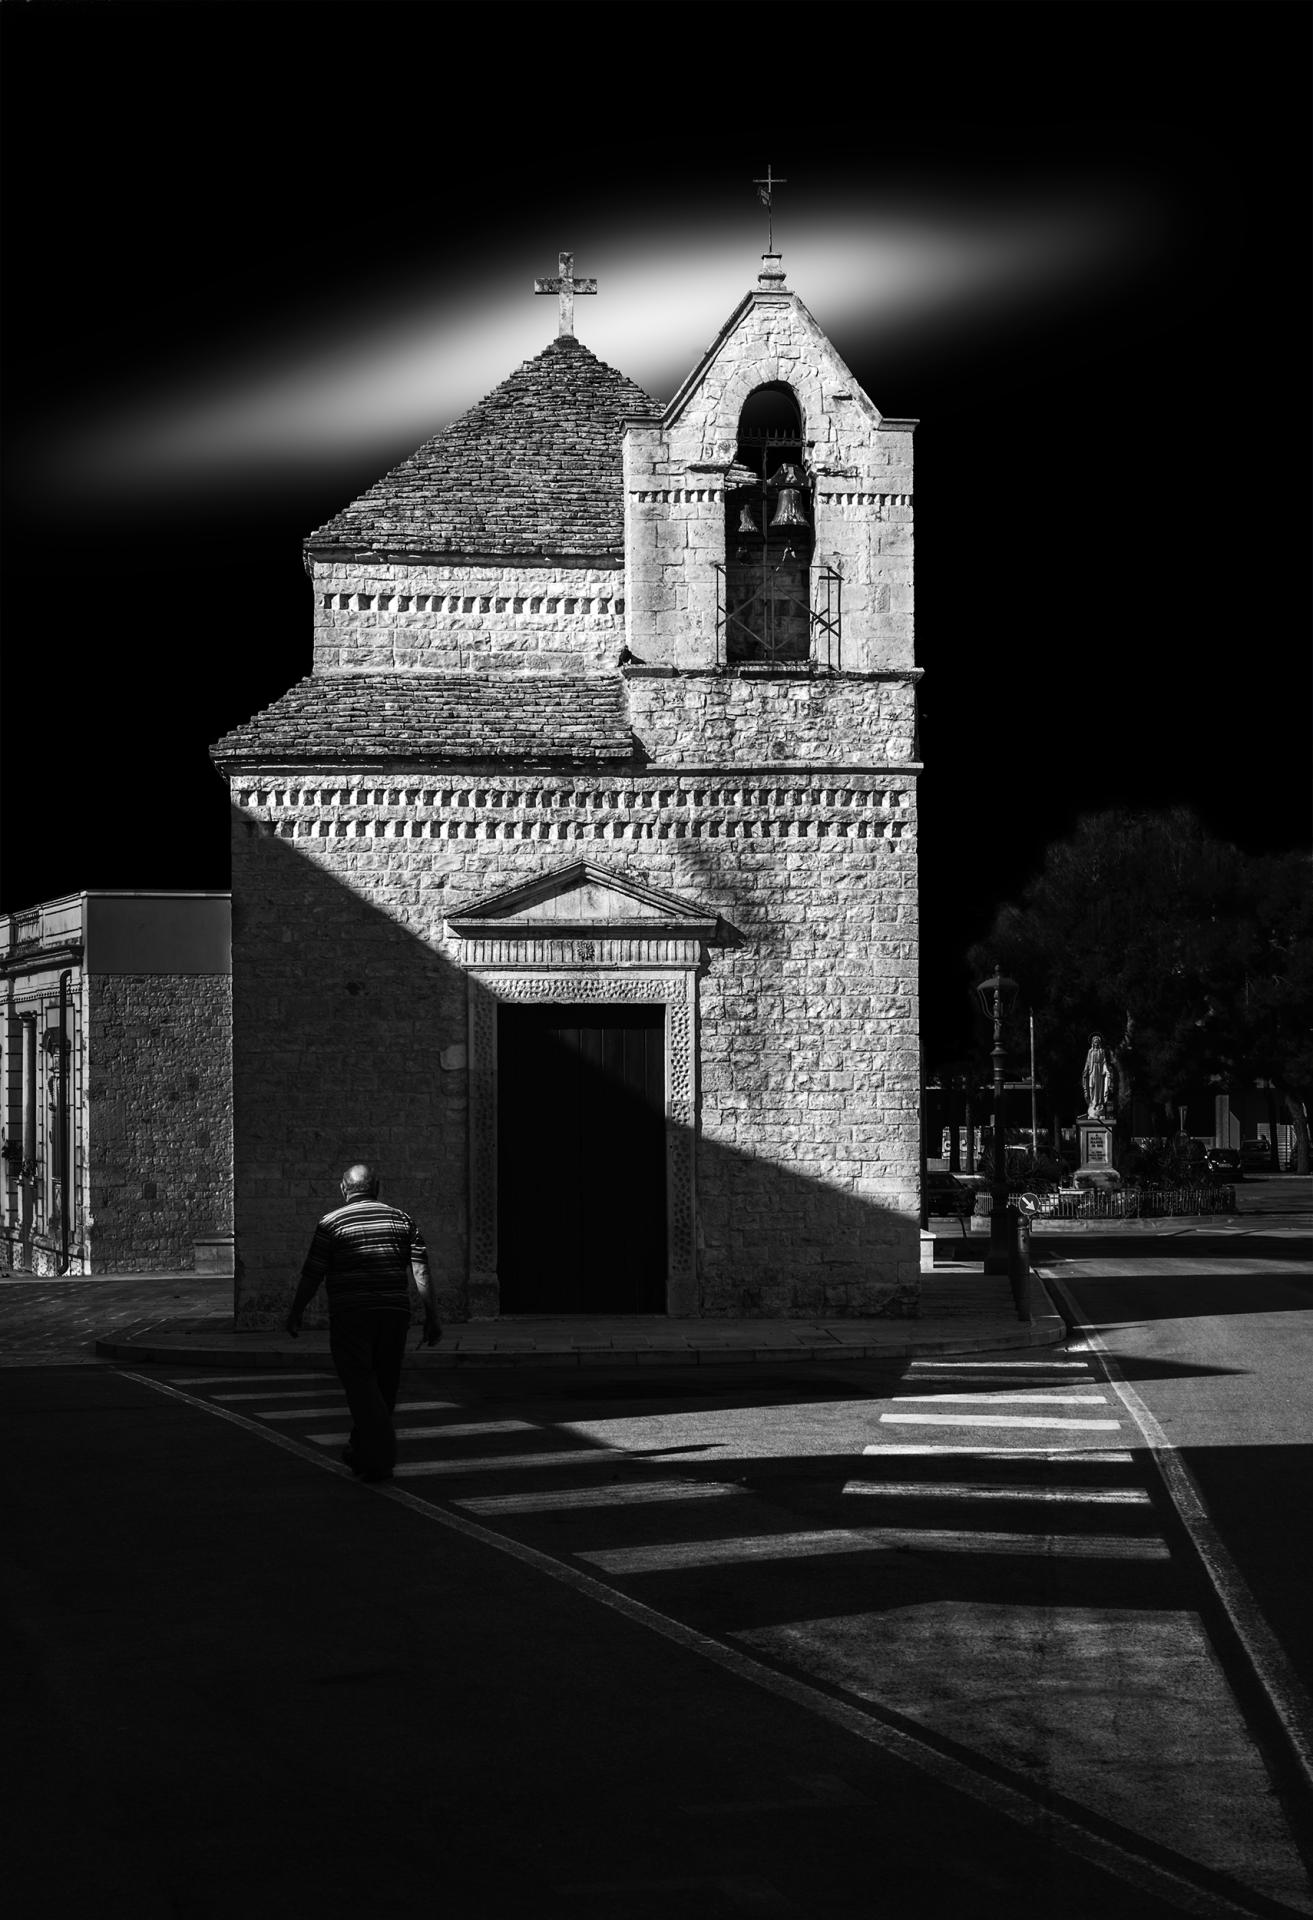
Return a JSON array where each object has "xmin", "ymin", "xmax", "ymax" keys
[{"xmin": 1020, "ymin": 1184, "xmax": 1236, "ymax": 1220}]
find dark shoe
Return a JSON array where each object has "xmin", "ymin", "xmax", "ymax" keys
[
  {"xmin": 341, "ymin": 1447, "xmax": 366, "ymax": 1474},
  {"xmin": 360, "ymin": 1470, "xmax": 394, "ymax": 1485}
]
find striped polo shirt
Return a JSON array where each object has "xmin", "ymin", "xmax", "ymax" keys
[{"xmin": 299, "ymin": 1196, "xmax": 429, "ymax": 1315}]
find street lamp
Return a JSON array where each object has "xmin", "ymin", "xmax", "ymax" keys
[{"xmin": 974, "ymin": 966, "xmax": 1019, "ymax": 1276}]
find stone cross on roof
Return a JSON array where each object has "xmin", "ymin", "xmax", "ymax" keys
[{"xmin": 534, "ymin": 250, "xmax": 597, "ymax": 338}]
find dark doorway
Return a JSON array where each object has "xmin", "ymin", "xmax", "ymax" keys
[{"xmin": 497, "ymin": 1002, "xmax": 667, "ymax": 1314}]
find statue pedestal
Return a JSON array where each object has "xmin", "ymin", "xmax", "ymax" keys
[{"xmin": 1076, "ymin": 1116, "xmax": 1116, "ymax": 1177}]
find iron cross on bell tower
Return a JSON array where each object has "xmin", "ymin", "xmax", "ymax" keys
[
  {"xmin": 534, "ymin": 250, "xmax": 597, "ymax": 337},
  {"xmin": 753, "ymin": 165, "xmax": 787, "ymax": 253}
]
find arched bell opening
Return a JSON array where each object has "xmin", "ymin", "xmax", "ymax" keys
[{"xmin": 724, "ymin": 383, "xmax": 813, "ymax": 663}]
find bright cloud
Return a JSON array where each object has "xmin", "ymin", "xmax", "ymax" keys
[{"xmin": 33, "ymin": 190, "xmax": 1166, "ymax": 501}]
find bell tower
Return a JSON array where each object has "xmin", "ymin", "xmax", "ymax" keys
[{"xmin": 622, "ymin": 250, "xmax": 913, "ymax": 674}]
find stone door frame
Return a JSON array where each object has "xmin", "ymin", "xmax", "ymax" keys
[{"xmin": 465, "ymin": 960, "xmax": 698, "ymax": 1318}]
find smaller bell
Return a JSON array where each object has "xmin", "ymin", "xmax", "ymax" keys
[
  {"xmin": 736, "ymin": 504, "xmax": 759, "ymax": 534},
  {"xmin": 769, "ymin": 488, "xmax": 810, "ymax": 530}
]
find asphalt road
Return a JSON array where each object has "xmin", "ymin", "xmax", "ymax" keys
[
  {"xmin": 1033, "ymin": 1218, "xmax": 1313, "ymax": 1705},
  {"xmin": 5, "ymin": 1335, "xmax": 1311, "ymax": 1918}
]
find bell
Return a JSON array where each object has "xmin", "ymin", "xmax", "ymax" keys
[
  {"xmin": 736, "ymin": 504, "xmax": 759, "ymax": 534},
  {"xmin": 769, "ymin": 487, "xmax": 810, "ymax": 530}
]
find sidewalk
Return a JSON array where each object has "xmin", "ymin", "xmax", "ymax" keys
[{"xmin": 0, "ymin": 1264, "xmax": 1064, "ymax": 1369}]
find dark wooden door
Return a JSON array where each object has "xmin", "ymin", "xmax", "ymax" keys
[{"xmin": 497, "ymin": 1003, "xmax": 667, "ymax": 1314}]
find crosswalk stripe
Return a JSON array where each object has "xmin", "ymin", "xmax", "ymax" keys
[
  {"xmin": 256, "ymin": 1407, "xmax": 350, "ymax": 1421},
  {"xmin": 167, "ymin": 1371, "xmax": 333, "ymax": 1386},
  {"xmin": 212, "ymin": 1387, "xmax": 345, "ymax": 1402},
  {"xmin": 907, "ymin": 1359, "xmax": 1092, "ymax": 1371},
  {"xmin": 576, "ymin": 1525, "xmax": 1166, "ymax": 1573},
  {"xmin": 260, "ymin": 1398, "xmax": 456, "ymax": 1421},
  {"xmin": 455, "ymin": 1481, "xmax": 745, "ymax": 1515},
  {"xmin": 580, "ymin": 1531, "xmax": 888, "ymax": 1572},
  {"xmin": 879, "ymin": 1413, "xmax": 1122, "ymax": 1431},
  {"xmin": 862, "ymin": 1446, "xmax": 1135, "ymax": 1461},
  {"xmin": 394, "ymin": 1420, "xmax": 534, "ymax": 1438},
  {"xmin": 305, "ymin": 1422, "xmax": 534, "ymax": 1444},
  {"xmin": 392, "ymin": 1449, "xmax": 627, "ymax": 1478},
  {"xmin": 894, "ymin": 1393, "xmax": 1109, "ymax": 1406},
  {"xmin": 841, "ymin": 1480, "xmax": 1152, "ymax": 1506},
  {"xmin": 904, "ymin": 1372, "xmax": 1094, "ymax": 1385},
  {"xmin": 839, "ymin": 1528, "xmax": 1170, "ymax": 1561}
]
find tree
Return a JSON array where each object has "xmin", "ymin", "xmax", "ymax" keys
[
  {"xmin": 966, "ymin": 810, "xmax": 1311, "ymax": 1165},
  {"xmin": 1224, "ymin": 849, "xmax": 1313, "ymax": 1172}
]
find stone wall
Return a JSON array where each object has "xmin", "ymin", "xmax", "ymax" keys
[
  {"xmin": 228, "ymin": 759, "xmax": 920, "ymax": 1326},
  {"xmin": 85, "ymin": 974, "xmax": 233, "ymax": 1271},
  {"xmin": 310, "ymin": 559, "xmax": 626, "ymax": 673},
  {"xmin": 625, "ymin": 669, "xmax": 919, "ymax": 768}
]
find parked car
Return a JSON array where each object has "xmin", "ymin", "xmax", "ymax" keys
[
  {"xmin": 1204, "ymin": 1146, "xmax": 1244, "ymax": 1182},
  {"xmin": 1239, "ymin": 1139, "xmax": 1274, "ymax": 1170},
  {"xmin": 925, "ymin": 1172, "xmax": 974, "ymax": 1216}
]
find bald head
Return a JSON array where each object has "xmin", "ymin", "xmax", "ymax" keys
[{"xmin": 340, "ymin": 1163, "xmax": 379, "ymax": 1199}]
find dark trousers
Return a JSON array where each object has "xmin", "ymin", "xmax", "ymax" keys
[{"xmin": 329, "ymin": 1308, "xmax": 410, "ymax": 1476}]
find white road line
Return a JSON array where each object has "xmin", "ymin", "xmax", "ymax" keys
[
  {"xmin": 456, "ymin": 1481, "xmax": 745, "ymax": 1515},
  {"xmin": 118, "ymin": 1368, "xmax": 1288, "ymax": 1920},
  {"xmin": 212, "ymin": 1387, "xmax": 345, "ymax": 1403},
  {"xmin": 260, "ymin": 1399, "xmax": 457, "ymax": 1421},
  {"xmin": 894, "ymin": 1392, "xmax": 1109, "ymax": 1406},
  {"xmin": 167, "ymin": 1371, "xmax": 333, "ymax": 1385},
  {"xmin": 841, "ymin": 1480, "xmax": 1153, "ymax": 1505},
  {"xmin": 879, "ymin": 1413, "xmax": 1122, "ymax": 1431}
]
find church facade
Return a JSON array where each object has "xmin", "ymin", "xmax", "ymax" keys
[{"xmin": 212, "ymin": 251, "xmax": 921, "ymax": 1327}]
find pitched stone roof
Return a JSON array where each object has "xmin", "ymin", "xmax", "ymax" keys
[
  {"xmin": 305, "ymin": 338, "xmax": 664, "ymax": 560},
  {"xmin": 210, "ymin": 673, "xmax": 636, "ymax": 766}
]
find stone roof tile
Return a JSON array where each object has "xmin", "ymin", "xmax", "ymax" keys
[
  {"xmin": 305, "ymin": 338, "xmax": 663, "ymax": 560},
  {"xmin": 210, "ymin": 673, "xmax": 635, "ymax": 765}
]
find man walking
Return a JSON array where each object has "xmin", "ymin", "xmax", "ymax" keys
[{"xmin": 285, "ymin": 1164, "xmax": 440, "ymax": 1483}]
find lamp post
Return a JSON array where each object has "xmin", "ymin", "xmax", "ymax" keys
[{"xmin": 974, "ymin": 967, "xmax": 1018, "ymax": 1276}]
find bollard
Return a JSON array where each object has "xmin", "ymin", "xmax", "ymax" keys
[{"xmin": 1007, "ymin": 1203, "xmax": 1032, "ymax": 1323}]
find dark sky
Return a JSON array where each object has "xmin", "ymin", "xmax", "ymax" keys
[{"xmin": 3, "ymin": 2, "xmax": 1309, "ymax": 1061}]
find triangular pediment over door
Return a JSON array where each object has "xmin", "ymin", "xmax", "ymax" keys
[{"xmin": 446, "ymin": 860, "xmax": 718, "ymax": 941}]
